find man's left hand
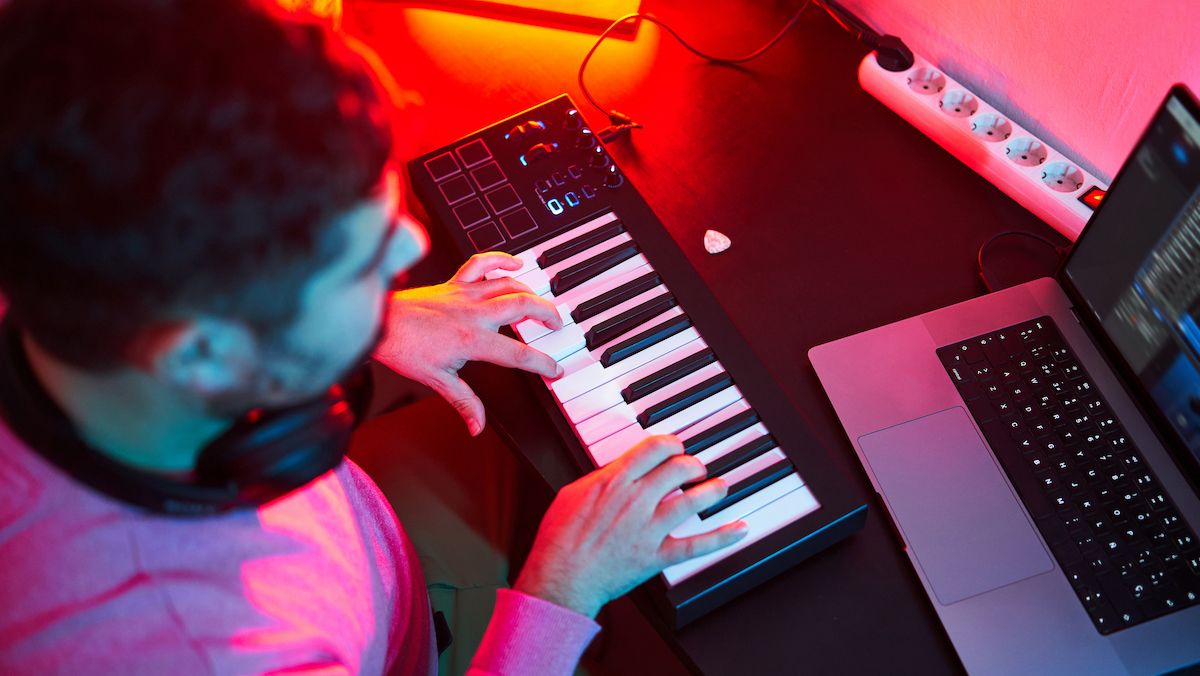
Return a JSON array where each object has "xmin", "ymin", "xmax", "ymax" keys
[{"xmin": 374, "ymin": 252, "xmax": 563, "ymax": 436}]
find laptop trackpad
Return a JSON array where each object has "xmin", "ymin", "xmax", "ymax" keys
[{"xmin": 860, "ymin": 407, "xmax": 1053, "ymax": 605}]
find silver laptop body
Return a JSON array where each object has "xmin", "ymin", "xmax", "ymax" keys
[{"xmin": 810, "ymin": 88, "xmax": 1200, "ymax": 675}]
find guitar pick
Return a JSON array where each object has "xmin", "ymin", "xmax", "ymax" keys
[{"xmin": 703, "ymin": 229, "xmax": 731, "ymax": 254}]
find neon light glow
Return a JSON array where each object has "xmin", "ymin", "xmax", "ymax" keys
[{"xmin": 400, "ymin": 0, "xmax": 642, "ymax": 37}]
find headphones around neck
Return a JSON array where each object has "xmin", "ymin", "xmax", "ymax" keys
[{"xmin": 0, "ymin": 319, "xmax": 370, "ymax": 516}]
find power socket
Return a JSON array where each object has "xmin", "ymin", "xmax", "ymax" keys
[{"xmin": 858, "ymin": 51, "xmax": 1107, "ymax": 242}]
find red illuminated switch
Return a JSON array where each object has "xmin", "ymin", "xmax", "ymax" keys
[{"xmin": 1078, "ymin": 186, "xmax": 1106, "ymax": 211}]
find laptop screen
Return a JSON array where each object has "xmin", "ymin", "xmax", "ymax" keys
[{"xmin": 1064, "ymin": 87, "xmax": 1200, "ymax": 469}]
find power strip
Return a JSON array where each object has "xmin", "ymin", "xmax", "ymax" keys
[{"xmin": 858, "ymin": 51, "xmax": 1108, "ymax": 242}]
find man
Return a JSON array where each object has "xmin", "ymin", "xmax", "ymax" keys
[{"xmin": 0, "ymin": 0, "xmax": 747, "ymax": 673}]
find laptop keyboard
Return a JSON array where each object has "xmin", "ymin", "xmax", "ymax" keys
[{"xmin": 938, "ymin": 316, "xmax": 1200, "ymax": 634}]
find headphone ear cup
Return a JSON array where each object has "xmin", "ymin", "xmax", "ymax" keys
[{"xmin": 195, "ymin": 393, "xmax": 355, "ymax": 501}]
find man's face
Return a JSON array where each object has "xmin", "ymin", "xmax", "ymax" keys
[{"xmin": 199, "ymin": 168, "xmax": 428, "ymax": 415}]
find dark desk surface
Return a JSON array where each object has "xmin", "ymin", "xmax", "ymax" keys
[{"xmin": 347, "ymin": 1, "xmax": 1065, "ymax": 672}]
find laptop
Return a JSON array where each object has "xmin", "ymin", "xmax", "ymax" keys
[{"xmin": 810, "ymin": 85, "xmax": 1200, "ymax": 675}]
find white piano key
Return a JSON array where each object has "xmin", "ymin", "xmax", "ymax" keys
[
  {"xmin": 512, "ymin": 303, "xmax": 573, "ymax": 343},
  {"xmin": 573, "ymin": 362, "xmax": 727, "ymax": 446},
  {"xmin": 669, "ymin": 449, "xmax": 790, "ymax": 539},
  {"xmin": 694, "ymin": 422, "xmax": 771, "ymax": 467},
  {"xmin": 482, "ymin": 250, "xmax": 538, "ymax": 280},
  {"xmin": 506, "ymin": 266, "xmax": 550, "ymax": 296},
  {"xmin": 527, "ymin": 323, "xmax": 585, "ymax": 362},
  {"xmin": 586, "ymin": 387, "xmax": 743, "ymax": 467},
  {"xmin": 485, "ymin": 212, "xmax": 621, "ymax": 283},
  {"xmin": 549, "ymin": 327, "xmax": 702, "ymax": 402},
  {"xmin": 549, "ymin": 262, "xmax": 655, "ymax": 315},
  {"xmin": 561, "ymin": 340, "xmax": 710, "ymax": 425},
  {"xmin": 662, "ymin": 481, "xmax": 819, "ymax": 585}
]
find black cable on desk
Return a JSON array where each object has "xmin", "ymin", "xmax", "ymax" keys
[
  {"xmin": 579, "ymin": 1, "xmax": 913, "ymax": 142},
  {"xmin": 977, "ymin": 230, "xmax": 1070, "ymax": 293}
]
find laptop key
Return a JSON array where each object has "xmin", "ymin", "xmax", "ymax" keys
[{"xmin": 940, "ymin": 315, "xmax": 1200, "ymax": 635}]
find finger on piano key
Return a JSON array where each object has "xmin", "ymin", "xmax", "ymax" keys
[
  {"xmin": 483, "ymin": 252, "xmax": 537, "ymax": 280},
  {"xmin": 662, "ymin": 480, "xmax": 819, "ymax": 585},
  {"xmin": 585, "ymin": 291, "xmax": 676, "ymax": 351},
  {"xmin": 513, "ymin": 303, "xmax": 573, "ymax": 343},
  {"xmin": 548, "ymin": 326, "xmax": 702, "ymax": 401},
  {"xmin": 536, "ymin": 220, "xmax": 626, "ymax": 268},
  {"xmin": 493, "ymin": 265, "xmax": 549, "ymax": 295},
  {"xmin": 561, "ymin": 340, "xmax": 709, "ymax": 425},
  {"xmin": 680, "ymin": 403, "xmax": 758, "ymax": 455},
  {"xmin": 574, "ymin": 361, "xmax": 728, "ymax": 445},
  {"xmin": 526, "ymin": 323, "xmax": 585, "ymax": 362},
  {"xmin": 675, "ymin": 449, "xmax": 790, "ymax": 536},
  {"xmin": 586, "ymin": 386, "xmax": 744, "ymax": 467}
]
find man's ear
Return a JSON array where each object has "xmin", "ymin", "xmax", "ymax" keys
[{"xmin": 139, "ymin": 318, "xmax": 260, "ymax": 395}]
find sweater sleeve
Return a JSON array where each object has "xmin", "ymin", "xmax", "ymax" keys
[{"xmin": 466, "ymin": 589, "xmax": 601, "ymax": 676}]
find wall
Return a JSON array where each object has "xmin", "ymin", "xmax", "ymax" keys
[{"xmin": 836, "ymin": 0, "xmax": 1200, "ymax": 182}]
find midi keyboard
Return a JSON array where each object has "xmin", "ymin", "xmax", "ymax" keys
[{"xmin": 409, "ymin": 94, "xmax": 866, "ymax": 628}]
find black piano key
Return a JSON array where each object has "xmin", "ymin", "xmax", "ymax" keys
[
  {"xmin": 550, "ymin": 240, "xmax": 640, "ymax": 296},
  {"xmin": 637, "ymin": 372, "xmax": 733, "ymax": 428},
  {"xmin": 601, "ymin": 315, "xmax": 692, "ymax": 367},
  {"xmin": 571, "ymin": 270, "xmax": 661, "ymax": 323},
  {"xmin": 623, "ymin": 348, "xmax": 716, "ymax": 404},
  {"xmin": 585, "ymin": 292, "xmax": 677, "ymax": 351},
  {"xmin": 706, "ymin": 435, "xmax": 776, "ymax": 478},
  {"xmin": 536, "ymin": 220, "xmax": 625, "ymax": 268},
  {"xmin": 683, "ymin": 409, "xmax": 760, "ymax": 456},
  {"xmin": 698, "ymin": 458, "xmax": 794, "ymax": 521}
]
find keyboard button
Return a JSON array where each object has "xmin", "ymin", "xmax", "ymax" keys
[
  {"xmin": 624, "ymin": 348, "xmax": 716, "ymax": 404},
  {"xmin": 705, "ymin": 435, "xmax": 776, "ymax": 479},
  {"xmin": 575, "ymin": 362, "xmax": 727, "ymax": 445},
  {"xmin": 662, "ymin": 479, "xmax": 817, "ymax": 586},
  {"xmin": 549, "ymin": 327, "xmax": 701, "ymax": 402},
  {"xmin": 586, "ymin": 386, "xmax": 743, "ymax": 467},
  {"xmin": 601, "ymin": 315, "xmax": 693, "ymax": 368},
  {"xmin": 699, "ymin": 457, "xmax": 794, "ymax": 520},
  {"xmin": 551, "ymin": 240, "xmax": 641, "ymax": 295},
  {"xmin": 640, "ymin": 372, "xmax": 734, "ymax": 428},
  {"xmin": 537, "ymin": 220, "xmax": 626, "ymax": 268},
  {"xmin": 573, "ymin": 270, "xmax": 661, "ymax": 323},
  {"xmin": 512, "ymin": 303, "xmax": 572, "ymax": 343},
  {"xmin": 942, "ymin": 315, "xmax": 1200, "ymax": 635},
  {"xmin": 527, "ymin": 323, "xmax": 585, "ymax": 362},
  {"xmin": 559, "ymin": 340, "xmax": 708, "ymax": 425},
  {"xmin": 682, "ymin": 406, "xmax": 758, "ymax": 455},
  {"xmin": 586, "ymin": 292, "xmax": 677, "ymax": 350}
]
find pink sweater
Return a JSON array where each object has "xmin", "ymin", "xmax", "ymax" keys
[{"xmin": 0, "ymin": 418, "xmax": 599, "ymax": 674}]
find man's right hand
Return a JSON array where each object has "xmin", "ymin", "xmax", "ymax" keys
[{"xmin": 513, "ymin": 435, "xmax": 749, "ymax": 618}]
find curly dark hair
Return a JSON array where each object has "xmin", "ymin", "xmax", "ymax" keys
[{"xmin": 0, "ymin": 0, "xmax": 393, "ymax": 370}]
